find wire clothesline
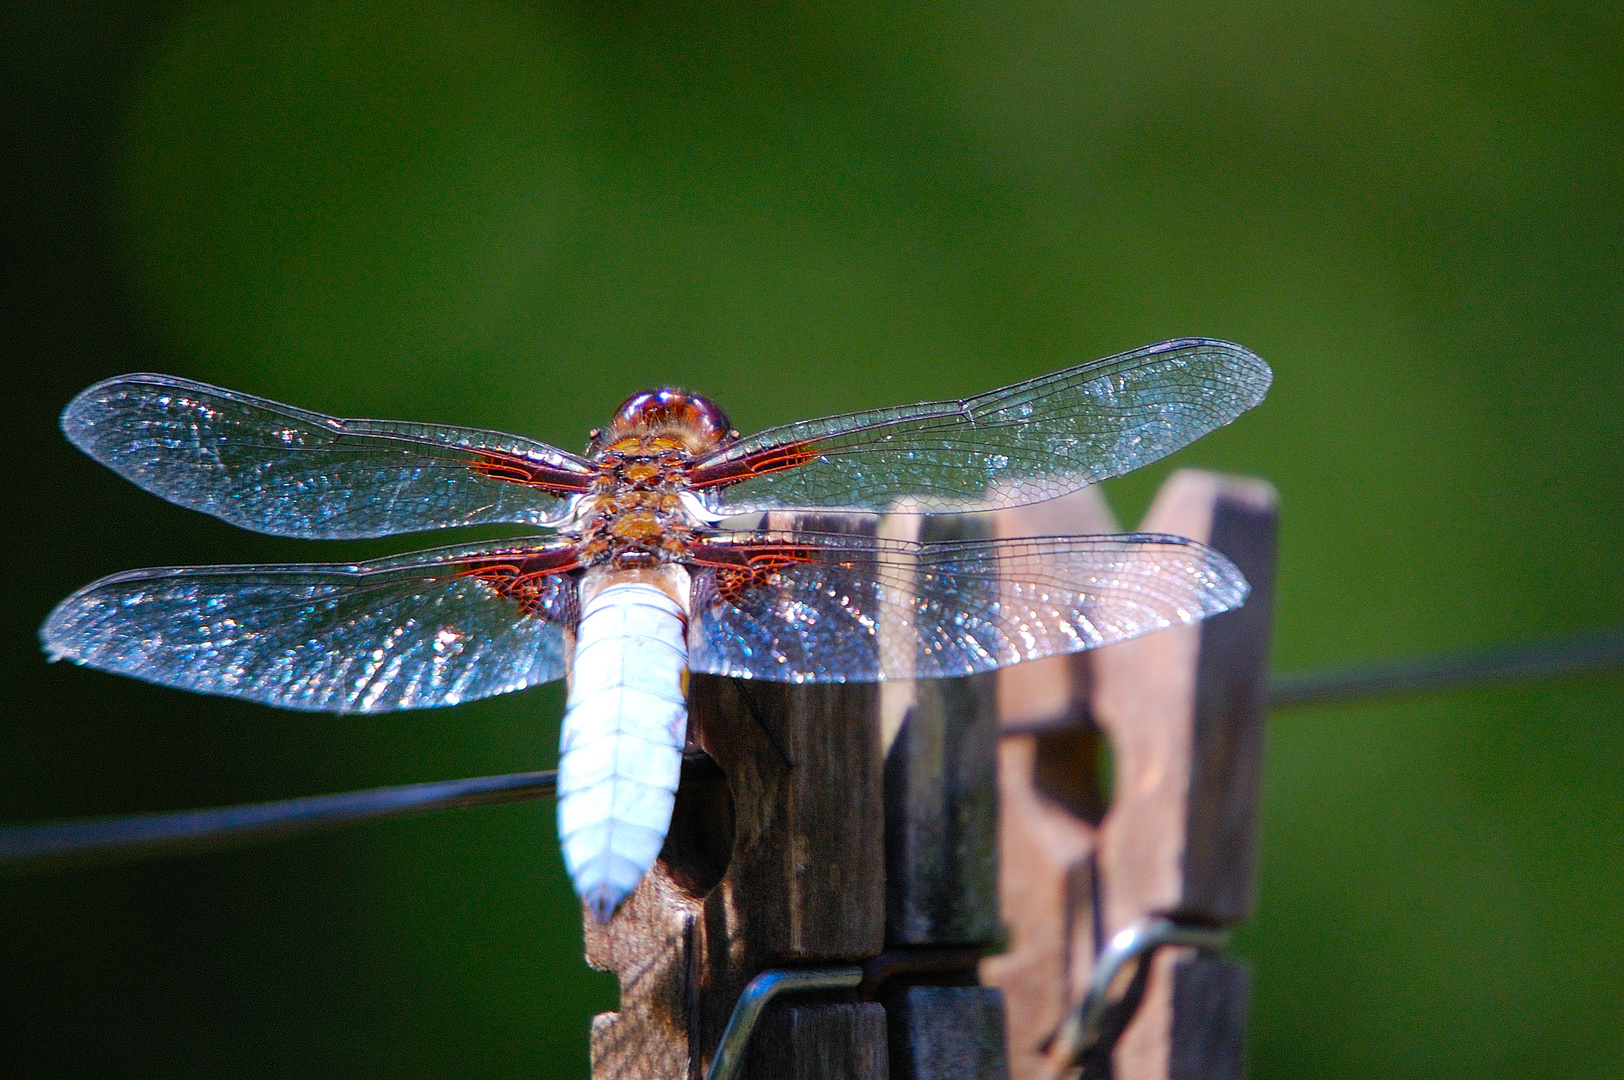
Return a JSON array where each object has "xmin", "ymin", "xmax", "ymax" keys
[
  {"xmin": 1267, "ymin": 623, "xmax": 1624, "ymax": 709},
  {"xmin": 4, "ymin": 623, "xmax": 1620, "ymax": 871},
  {"xmin": 0, "ymin": 770, "xmax": 559, "ymax": 870}
]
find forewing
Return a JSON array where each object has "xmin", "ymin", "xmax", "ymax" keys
[
  {"xmin": 63, "ymin": 374, "xmax": 596, "ymax": 538},
  {"xmin": 689, "ymin": 339, "xmax": 1270, "ymax": 514},
  {"xmin": 40, "ymin": 539, "xmax": 579, "ymax": 712},
  {"xmin": 687, "ymin": 530, "xmax": 1247, "ymax": 682}
]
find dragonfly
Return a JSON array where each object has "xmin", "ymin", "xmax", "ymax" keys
[{"xmin": 40, "ymin": 337, "xmax": 1271, "ymax": 921}]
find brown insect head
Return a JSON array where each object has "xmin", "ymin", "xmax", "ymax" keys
[{"xmin": 597, "ymin": 388, "xmax": 736, "ymax": 456}]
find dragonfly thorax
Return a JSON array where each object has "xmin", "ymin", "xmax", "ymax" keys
[
  {"xmin": 574, "ymin": 389, "xmax": 736, "ymax": 570},
  {"xmin": 577, "ymin": 484, "xmax": 705, "ymax": 570}
]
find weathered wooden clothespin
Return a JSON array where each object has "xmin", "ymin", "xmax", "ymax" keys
[{"xmin": 983, "ymin": 469, "xmax": 1278, "ymax": 1080}]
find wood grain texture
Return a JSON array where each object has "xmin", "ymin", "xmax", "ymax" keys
[
  {"xmin": 1168, "ymin": 953, "xmax": 1249, "ymax": 1080},
  {"xmin": 745, "ymin": 1003, "xmax": 889, "ymax": 1080},
  {"xmin": 874, "ymin": 509, "xmax": 1010, "ymax": 1078},
  {"xmin": 883, "ymin": 512, "xmax": 1002, "ymax": 947},
  {"xmin": 586, "ymin": 514, "xmax": 887, "ymax": 1080},
  {"xmin": 1092, "ymin": 470, "xmax": 1277, "ymax": 931},
  {"xmin": 584, "ymin": 472, "xmax": 1275, "ymax": 1080},
  {"xmin": 1181, "ymin": 486, "xmax": 1276, "ymax": 922},
  {"xmin": 883, "ymin": 986, "xmax": 1011, "ymax": 1080}
]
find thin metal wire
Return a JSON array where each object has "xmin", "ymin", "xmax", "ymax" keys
[
  {"xmin": 1269, "ymin": 623, "xmax": 1624, "ymax": 710},
  {"xmin": 704, "ymin": 966, "xmax": 865, "ymax": 1080},
  {"xmin": 0, "ymin": 769, "xmax": 557, "ymax": 871},
  {"xmin": 1046, "ymin": 916, "xmax": 1230, "ymax": 1080}
]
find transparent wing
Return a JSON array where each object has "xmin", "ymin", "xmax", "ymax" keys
[
  {"xmin": 686, "ymin": 530, "xmax": 1248, "ymax": 682},
  {"xmin": 40, "ymin": 539, "xmax": 580, "ymax": 712},
  {"xmin": 689, "ymin": 339, "xmax": 1270, "ymax": 514},
  {"xmin": 63, "ymin": 374, "xmax": 596, "ymax": 538}
]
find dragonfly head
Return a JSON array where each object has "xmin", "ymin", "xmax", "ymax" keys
[{"xmin": 595, "ymin": 389, "xmax": 737, "ymax": 455}]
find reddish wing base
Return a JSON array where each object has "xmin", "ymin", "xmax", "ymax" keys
[
  {"xmin": 686, "ymin": 540, "xmax": 817, "ymax": 607},
  {"xmin": 686, "ymin": 442, "xmax": 818, "ymax": 488},
  {"xmin": 469, "ymin": 451, "xmax": 596, "ymax": 497},
  {"xmin": 458, "ymin": 548, "xmax": 582, "ymax": 625}
]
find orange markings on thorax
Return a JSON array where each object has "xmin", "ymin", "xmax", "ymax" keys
[
  {"xmin": 608, "ymin": 512, "xmax": 663, "ymax": 540},
  {"xmin": 621, "ymin": 461, "xmax": 661, "ymax": 483}
]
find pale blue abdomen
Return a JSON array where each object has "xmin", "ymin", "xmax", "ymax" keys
[{"xmin": 555, "ymin": 580, "xmax": 689, "ymax": 922}]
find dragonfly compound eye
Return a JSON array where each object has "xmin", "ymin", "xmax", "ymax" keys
[{"xmin": 607, "ymin": 389, "xmax": 734, "ymax": 453}]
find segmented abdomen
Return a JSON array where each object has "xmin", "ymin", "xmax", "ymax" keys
[{"xmin": 555, "ymin": 581, "xmax": 688, "ymax": 922}]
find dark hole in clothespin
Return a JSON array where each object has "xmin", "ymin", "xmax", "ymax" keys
[
  {"xmin": 660, "ymin": 751, "xmax": 735, "ymax": 899},
  {"xmin": 1031, "ymin": 708, "xmax": 1111, "ymax": 827}
]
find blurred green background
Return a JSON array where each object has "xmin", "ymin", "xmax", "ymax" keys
[{"xmin": 4, "ymin": 1, "xmax": 1621, "ymax": 1076}]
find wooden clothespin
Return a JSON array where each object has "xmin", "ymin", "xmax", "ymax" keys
[{"xmin": 984, "ymin": 469, "xmax": 1278, "ymax": 1080}]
